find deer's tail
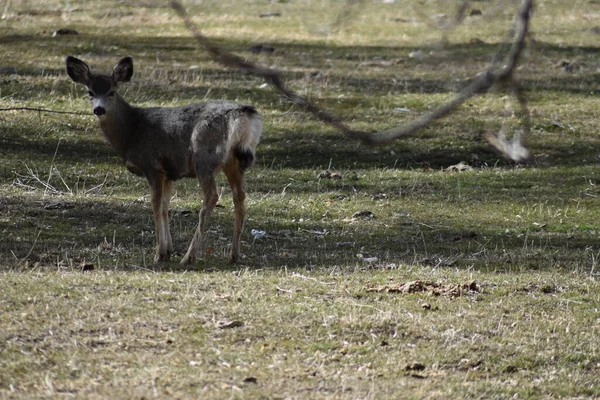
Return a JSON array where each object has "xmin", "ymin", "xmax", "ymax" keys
[{"xmin": 228, "ymin": 106, "xmax": 262, "ymax": 172}]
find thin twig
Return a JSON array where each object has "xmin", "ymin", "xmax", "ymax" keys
[
  {"xmin": 17, "ymin": 229, "xmax": 42, "ymax": 266},
  {"xmin": 15, "ymin": 164, "xmax": 62, "ymax": 195},
  {"xmin": 275, "ymin": 286, "xmax": 294, "ymax": 294},
  {"xmin": 129, "ymin": 264, "xmax": 156, "ymax": 273},
  {"xmin": 45, "ymin": 140, "xmax": 61, "ymax": 198},
  {"xmin": 290, "ymin": 272, "xmax": 335, "ymax": 285},
  {"xmin": 0, "ymin": 107, "xmax": 91, "ymax": 116}
]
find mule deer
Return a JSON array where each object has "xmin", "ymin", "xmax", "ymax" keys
[{"xmin": 66, "ymin": 56, "xmax": 262, "ymax": 264}]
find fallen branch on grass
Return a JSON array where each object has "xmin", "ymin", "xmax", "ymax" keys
[{"xmin": 171, "ymin": 0, "xmax": 534, "ymax": 161}]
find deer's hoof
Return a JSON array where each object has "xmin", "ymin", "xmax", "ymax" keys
[
  {"xmin": 154, "ymin": 252, "xmax": 170, "ymax": 263},
  {"xmin": 180, "ymin": 255, "xmax": 195, "ymax": 265}
]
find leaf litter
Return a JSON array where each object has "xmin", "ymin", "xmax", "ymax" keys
[{"xmin": 366, "ymin": 280, "xmax": 478, "ymax": 299}]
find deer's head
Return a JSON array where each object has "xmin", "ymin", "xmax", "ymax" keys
[{"xmin": 66, "ymin": 56, "xmax": 133, "ymax": 118}]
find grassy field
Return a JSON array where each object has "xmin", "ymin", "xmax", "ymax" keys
[{"xmin": 1, "ymin": 0, "xmax": 600, "ymax": 398}]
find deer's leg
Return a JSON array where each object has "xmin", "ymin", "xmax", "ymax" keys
[
  {"xmin": 162, "ymin": 179, "xmax": 174, "ymax": 254},
  {"xmin": 148, "ymin": 173, "xmax": 169, "ymax": 263},
  {"xmin": 223, "ymin": 160, "xmax": 246, "ymax": 264},
  {"xmin": 181, "ymin": 172, "xmax": 218, "ymax": 265}
]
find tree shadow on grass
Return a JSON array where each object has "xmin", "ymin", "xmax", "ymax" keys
[
  {"xmin": 3, "ymin": 32, "xmax": 599, "ymax": 176},
  {"xmin": 0, "ymin": 191, "xmax": 596, "ymax": 273},
  {"xmin": 3, "ymin": 111, "xmax": 600, "ymax": 186},
  {"xmin": 3, "ymin": 33, "xmax": 599, "ymax": 96},
  {"xmin": 2, "ymin": 33, "xmax": 599, "ymax": 272}
]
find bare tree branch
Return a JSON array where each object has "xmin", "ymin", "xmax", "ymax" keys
[
  {"xmin": 171, "ymin": 0, "xmax": 367, "ymax": 142},
  {"xmin": 171, "ymin": 0, "xmax": 534, "ymax": 161},
  {"xmin": 485, "ymin": 77, "xmax": 531, "ymax": 161},
  {"xmin": 366, "ymin": 0, "xmax": 533, "ymax": 147}
]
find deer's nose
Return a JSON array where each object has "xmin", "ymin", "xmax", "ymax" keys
[{"xmin": 94, "ymin": 107, "xmax": 106, "ymax": 116}]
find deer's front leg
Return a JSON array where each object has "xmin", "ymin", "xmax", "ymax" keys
[{"xmin": 148, "ymin": 174, "xmax": 170, "ymax": 263}]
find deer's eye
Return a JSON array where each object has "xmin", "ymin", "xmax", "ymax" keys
[
  {"xmin": 87, "ymin": 91, "xmax": 95, "ymax": 98},
  {"xmin": 107, "ymin": 91, "xmax": 116, "ymax": 97}
]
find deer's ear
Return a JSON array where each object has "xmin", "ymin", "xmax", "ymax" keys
[
  {"xmin": 66, "ymin": 56, "xmax": 92, "ymax": 86},
  {"xmin": 112, "ymin": 56, "xmax": 133, "ymax": 84}
]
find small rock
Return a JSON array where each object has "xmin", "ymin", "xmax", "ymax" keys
[
  {"xmin": 361, "ymin": 257, "xmax": 379, "ymax": 265},
  {"xmin": 218, "ymin": 320, "xmax": 244, "ymax": 329},
  {"xmin": 404, "ymin": 362, "xmax": 426, "ymax": 371},
  {"xmin": 53, "ymin": 28, "xmax": 78, "ymax": 37},
  {"xmin": 319, "ymin": 170, "xmax": 343, "ymax": 179},
  {"xmin": 259, "ymin": 12, "xmax": 281, "ymax": 18},
  {"xmin": 444, "ymin": 161, "xmax": 473, "ymax": 172},
  {"xmin": 408, "ymin": 50, "xmax": 424, "ymax": 59},
  {"xmin": 249, "ymin": 44, "xmax": 275, "ymax": 54},
  {"xmin": 81, "ymin": 263, "xmax": 95, "ymax": 272},
  {"xmin": 352, "ymin": 210, "xmax": 374, "ymax": 219}
]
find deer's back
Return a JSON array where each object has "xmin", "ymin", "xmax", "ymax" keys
[
  {"xmin": 126, "ymin": 100, "xmax": 257, "ymax": 181},
  {"xmin": 137, "ymin": 100, "xmax": 250, "ymax": 138}
]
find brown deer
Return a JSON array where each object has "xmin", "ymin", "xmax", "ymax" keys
[{"xmin": 66, "ymin": 56, "xmax": 262, "ymax": 264}]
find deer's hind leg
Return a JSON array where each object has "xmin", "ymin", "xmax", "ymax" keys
[
  {"xmin": 162, "ymin": 179, "xmax": 174, "ymax": 254},
  {"xmin": 148, "ymin": 173, "xmax": 170, "ymax": 263},
  {"xmin": 181, "ymin": 157, "xmax": 220, "ymax": 265},
  {"xmin": 223, "ymin": 159, "xmax": 246, "ymax": 264}
]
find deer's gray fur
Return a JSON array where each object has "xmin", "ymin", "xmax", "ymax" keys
[{"xmin": 66, "ymin": 56, "xmax": 262, "ymax": 264}]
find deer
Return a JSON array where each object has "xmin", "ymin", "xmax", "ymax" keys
[{"xmin": 65, "ymin": 56, "xmax": 262, "ymax": 265}]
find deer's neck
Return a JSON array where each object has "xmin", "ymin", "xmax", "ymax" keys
[{"xmin": 97, "ymin": 95, "xmax": 138, "ymax": 159}]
